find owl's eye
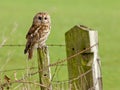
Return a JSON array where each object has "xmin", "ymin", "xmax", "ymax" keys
[
  {"xmin": 38, "ymin": 16, "xmax": 42, "ymax": 20},
  {"xmin": 44, "ymin": 17, "xmax": 47, "ymax": 20}
]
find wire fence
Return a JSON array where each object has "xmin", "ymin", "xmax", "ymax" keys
[
  {"xmin": 0, "ymin": 43, "xmax": 97, "ymax": 90},
  {"xmin": 0, "ymin": 44, "xmax": 65, "ymax": 47}
]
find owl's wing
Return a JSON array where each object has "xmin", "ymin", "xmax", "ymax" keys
[
  {"xmin": 24, "ymin": 25, "xmax": 40, "ymax": 59},
  {"xmin": 26, "ymin": 25, "xmax": 38, "ymax": 39}
]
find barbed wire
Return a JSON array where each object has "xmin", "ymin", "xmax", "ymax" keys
[
  {"xmin": 0, "ymin": 67, "xmax": 37, "ymax": 73},
  {"xmin": 48, "ymin": 43, "xmax": 97, "ymax": 67},
  {"xmin": 0, "ymin": 80, "xmax": 49, "ymax": 89},
  {"xmin": 20, "ymin": 43, "xmax": 97, "ymax": 80},
  {"xmin": 0, "ymin": 69, "xmax": 92, "ymax": 89},
  {"xmin": 0, "ymin": 44, "xmax": 65, "ymax": 47},
  {"xmin": 0, "ymin": 43, "xmax": 98, "ymax": 89},
  {"xmin": 52, "ymin": 69, "xmax": 92, "ymax": 84},
  {"xmin": 0, "ymin": 64, "xmax": 66, "ymax": 73},
  {"xmin": 0, "ymin": 43, "xmax": 97, "ymax": 74},
  {"xmin": 22, "ymin": 43, "xmax": 97, "ymax": 77}
]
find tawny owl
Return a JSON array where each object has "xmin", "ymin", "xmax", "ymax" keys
[{"xmin": 24, "ymin": 12, "xmax": 51, "ymax": 59}]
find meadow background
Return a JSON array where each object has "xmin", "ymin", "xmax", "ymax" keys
[{"xmin": 0, "ymin": 0, "xmax": 120, "ymax": 90}]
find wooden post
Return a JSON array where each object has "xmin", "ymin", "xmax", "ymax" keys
[
  {"xmin": 89, "ymin": 31, "xmax": 103, "ymax": 90},
  {"xmin": 37, "ymin": 46, "xmax": 52, "ymax": 90},
  {"xmin": 65, "ymin": 25, "xmax": 102, "ymax": 90}
]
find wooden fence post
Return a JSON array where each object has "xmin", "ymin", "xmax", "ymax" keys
[
  {"xmin": 37, "ymin": 46, "xmax": 52, "ymax": 90},
  {"xmin": 89, "ymin": 30, "xmax": 103, "ymax": 90},
  {"xmin": 65, "ymin": 25, "xmax": 102, "ymax": 90}
]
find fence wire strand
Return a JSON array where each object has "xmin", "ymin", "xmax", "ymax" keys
[
  {"xmin": 21, "ymin": 43, "xmax": 97, "ymax": 78},
  {"xmin": 48, "ymin": 43, "xmax": 97, "ymax": 67},
  {"xmin": 0, "ymin": 43, "xmax": 98, "ymax": 89},
  {"xmin": 0, "ymin": 44, "xmax": 65, "ymax": 47},
  {"xmin": 0, "ymin": 67, "xmax": 37, "ymax": 73},
  {"xmin": 52, "ymin": 69, "xmax": 92, "ymax": 84}
]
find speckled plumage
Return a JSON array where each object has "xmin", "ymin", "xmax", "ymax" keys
[{"xmin": 24, "ymin": 12, "xmax": 51, "ymax": 59}]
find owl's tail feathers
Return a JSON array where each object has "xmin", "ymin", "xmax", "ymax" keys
[
  {"xmin": 24, "ymin": 41, "xmax": 30, "ymax": 54},
  {"xmin": 24, "ymin": 48, "xmax": 28, "ymax": 54},
  {"xmin": 24, "ymin": 44, "xmax": 33, "ymax": 59},
  {"xmin": 28, "ymin": 49, "xmax": 33, "ymax": 59},
  {"xmin": 24, "ymin": 48, "xmax": 33, "ymax": 60}
]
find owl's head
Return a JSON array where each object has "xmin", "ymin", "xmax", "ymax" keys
[{"xmin": 33, "ymin": 12, "xmax": 51, "ymax": 26}]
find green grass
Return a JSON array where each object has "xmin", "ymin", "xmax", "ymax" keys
[{"xmin": 0, "ymin": 0, "xmax": 120, "ymax": 89}]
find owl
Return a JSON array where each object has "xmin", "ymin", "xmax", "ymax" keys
[{"xmin": 24, "ymin": 12, "xmax": 51, "ymax": 59}]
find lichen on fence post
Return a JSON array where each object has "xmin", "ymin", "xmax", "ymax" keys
[
  {"xmin": 65, "ymin": 25, "xmax": 102, "ymax": 90},
  {"xmin": 37, "ymin": 46, "xmax": 52, "ymax": 90}
]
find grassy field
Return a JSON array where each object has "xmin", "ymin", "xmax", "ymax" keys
[{"xmin": 0, "ymin": 0, "xmax": 120, "ymax": 89}]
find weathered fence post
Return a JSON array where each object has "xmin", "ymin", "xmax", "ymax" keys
[
  {"xmin": 37, "ymin": 46, "xmax": 52, "ymax": 90},
  {"xmin": 65, "ymin": 25, "xmax": 102, "ymax": 90},
  {"xmin": 89, "ymin": 30, "xmax": 103, "ymax": 90}
]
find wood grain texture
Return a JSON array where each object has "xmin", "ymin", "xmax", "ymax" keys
[
  {"xmin": 37, "ymin": 46, "xmax": 52, "ymax": 90},
  {"xmin": 65, "ymin": 25, "xmax": 95, "ymax": 90}
]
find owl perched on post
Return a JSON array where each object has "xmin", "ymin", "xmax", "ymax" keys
[{"xmin": 24, "ymin": 12, "xmax": 51, "ymax": 59}]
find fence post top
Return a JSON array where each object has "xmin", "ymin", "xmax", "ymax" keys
[{"xmin": 65, "ymin": 25, "xmax": 95, "ymax": 35}]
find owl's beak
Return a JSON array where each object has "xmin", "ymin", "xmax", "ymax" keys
[{"xmin": 41, "ymin": 20, "xmax": 45, "ymax": 24}]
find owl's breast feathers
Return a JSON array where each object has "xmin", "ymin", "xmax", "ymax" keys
[
  {"xmin": 24, "ymin": 24, "xmax": 50, "ymax": 59},
  {"xmin": 26, "ymin": 24, "xmax": 50, "ymax": 39}
]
